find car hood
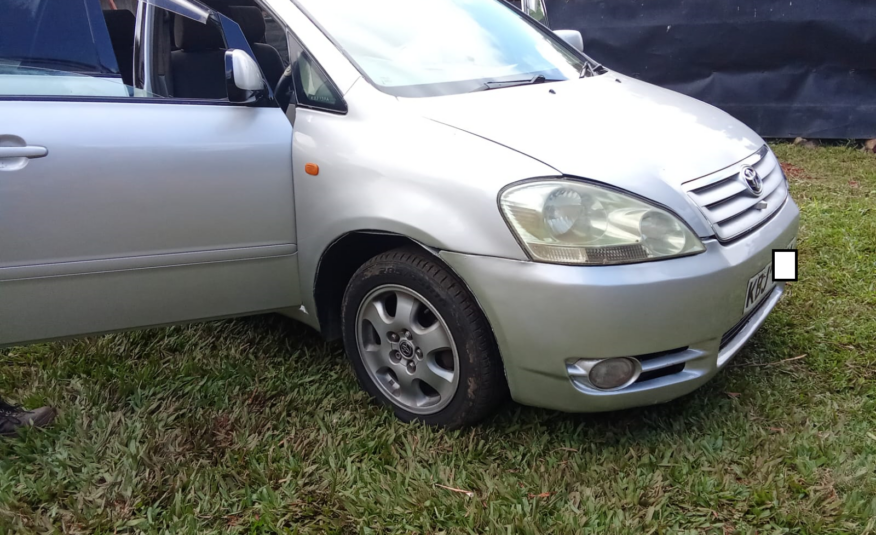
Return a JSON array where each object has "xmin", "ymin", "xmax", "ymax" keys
[{"xmin": 399, "ymin": 73, "xmax": 765, "ymax": 236}]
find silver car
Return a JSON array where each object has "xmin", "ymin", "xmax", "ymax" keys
[{"xmin": 0, "ymin": 0, "xmax": 798, "ymax": 427}]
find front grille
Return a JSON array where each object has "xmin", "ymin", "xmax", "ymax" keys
[
  {"xmin": 683, "ymin": 146, "xmax": 789, "ymax": 242},
  {"xmin": 720, "ymin": 295, "xmax": 770, "ymax": 349}
]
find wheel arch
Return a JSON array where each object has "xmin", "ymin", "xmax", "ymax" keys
[{"xmin": 313, "ymin": 231, "xmax": 433, "ymax": 340}]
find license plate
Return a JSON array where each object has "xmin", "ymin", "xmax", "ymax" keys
[{"xmin": 743, "ymin": 263, "xmax": 775, "ymax": 315}]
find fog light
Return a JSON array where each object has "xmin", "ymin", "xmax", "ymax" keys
[{"xmin": 587, "ymin": 358, "xmax": 639, "ymax": 390}]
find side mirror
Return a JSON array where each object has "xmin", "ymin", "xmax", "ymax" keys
[
  {"xmin": 554, "ymin": 30, "xmax": 584, "ymax": 53},
  {"xmin": 224, "ymin": 49, "xmax": 267, "ymax": 104}
]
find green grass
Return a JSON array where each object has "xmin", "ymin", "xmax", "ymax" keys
[{"xmin": 2, "ymin": 144, "xmax": 875, "ymax": 534}]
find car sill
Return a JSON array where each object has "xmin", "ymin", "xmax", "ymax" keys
[{"xmin": 0, "ymin": 244, "xmax": 298, "ymax": 282}]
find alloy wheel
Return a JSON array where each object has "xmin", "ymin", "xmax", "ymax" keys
[{"xmin": 355, "ymin": 284, "xmax": 459, "ymax": 414}]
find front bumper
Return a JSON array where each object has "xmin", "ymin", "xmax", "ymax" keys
[{"xmin": 440, "ymin": 198, "xmax": 800, "ymax": 413}]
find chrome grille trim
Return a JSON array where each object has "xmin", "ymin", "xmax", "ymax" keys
[
  {"xmin": 639, "ymin": 348, "xmax": 706, "ymax": 373},
  {"xmin": 720, "ymin": 294, "xmax": 771, "ymax": 350},
  {"xmin": 683, "ymin": 145, "xmax": 788, "ymax": 242},
  {"xmin": 684, "ymin": 145, "xmax": 769, "ymax": 190}
]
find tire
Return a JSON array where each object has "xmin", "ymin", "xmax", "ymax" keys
[{"xmin": 341, "ymin": 247, "xmax": 507, "ymax": 428}]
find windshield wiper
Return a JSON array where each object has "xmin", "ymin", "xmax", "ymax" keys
[
  {"xmin": 477, "ymin": 74, "xmax": 560, "ymax": 91},
  {"xmin": 580, "ymin": 60, "xmax": 605, "ymax": 78}
]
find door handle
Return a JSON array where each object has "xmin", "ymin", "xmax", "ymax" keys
[{"xmin": 0, "ymin": 146, "xmax": 48, "ymax": 159}]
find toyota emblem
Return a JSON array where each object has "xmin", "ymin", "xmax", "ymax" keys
[{"xmin": 740, "ymin": 165, "xmax": 763, "ymax": 196}]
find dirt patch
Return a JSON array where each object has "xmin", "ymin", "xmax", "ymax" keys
[{"xmin": 781, "ymin": 162, "xmax": 813, "ymax": 181}]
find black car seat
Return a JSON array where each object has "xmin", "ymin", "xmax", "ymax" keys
[
  {"xmin": 226, "ymin": 6, "xmax": 285, "ymax": 90},
  {"xmin": 170, "ymin": 15, "xmax": 228, "ymax": 99},
  {"xmin": 103, "ymin": 10, "xmax": 136, "ymax": 87}
]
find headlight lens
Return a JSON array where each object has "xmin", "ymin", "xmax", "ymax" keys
[
  {"xmin": 500, "ymin": 180, "xmax": 705, "ymax": 265},
  {"xmin": 639, "ymin": 210, "xmax": 687, "ymax": 256}
]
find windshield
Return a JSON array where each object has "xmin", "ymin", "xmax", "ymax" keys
[{"xmin": 295, "ymin": 0, "xmax": 588, "ymax": 97}]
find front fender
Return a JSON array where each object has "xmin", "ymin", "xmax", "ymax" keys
[{"xmin": 291, "ymin": 100, "xmax": 556, "ymax": 320}]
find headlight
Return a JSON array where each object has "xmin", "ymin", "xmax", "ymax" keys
[{"xmin": 499, "ymin": 180, "xmax": 705, "ymax": 265}]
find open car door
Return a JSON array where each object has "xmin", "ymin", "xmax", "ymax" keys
[{"xmin": 0, "ymin": 0, "xmax": 299, "ymax": 347}]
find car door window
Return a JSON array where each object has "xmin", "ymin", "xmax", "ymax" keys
[
  {"xmin": 0, "ymin": 0, "xmax": 134, "ymax": 97},
  {"xmin": 263, "ymin": 13, "xmax": 290, "ymax": 67},
  {"xmin": 101, "ymin": 0, "xmax": 138, "ymax": 12},
  {"xmin": 165, "ymin": 9, "xmax": 234, "ymax": 99},
  {"xmin": 0, "ymin": 0, "xmax": 262, "ymax": 102},
  {"xmin": 141, "ymin": 1, "xmax": 275, "ymax": 103},
  {"xmin": 220, "ymin": 6, "xmax": 288, "ymax": 91}
]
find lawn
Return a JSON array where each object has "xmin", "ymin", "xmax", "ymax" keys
[{"xmin": 1, "ymin": 144, "xmax": 874, "ymax": 534}]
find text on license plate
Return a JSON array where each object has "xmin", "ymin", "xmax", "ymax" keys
[{"xmin": 744, "ymin": 263, "xmax": 775, "ymax": 315}]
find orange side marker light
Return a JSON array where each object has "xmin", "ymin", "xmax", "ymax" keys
[{"xmin": 305, "ymin": 163, "xmax": 320, "ymax": 176}]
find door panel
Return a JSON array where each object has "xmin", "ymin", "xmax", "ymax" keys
[
  {"xmin": 1, "ymin": 251, "xmax": 298, "ymax": 345},
  {"xmin": 2, "ymin": 102, "xmax": 295, "ymax": 266},
  {"xmin": 0, "ymin": 100, "xmax": 299, "ymax": 346}
]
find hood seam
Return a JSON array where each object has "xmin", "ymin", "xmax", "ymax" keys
[{"xmin": 426, "ymin": 118, "xmax": 563, "ymax": 176}]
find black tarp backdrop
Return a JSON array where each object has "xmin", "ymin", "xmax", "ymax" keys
[{"xmin": 545, "ymin": 0, "xmax": 876, "ymax": 139}]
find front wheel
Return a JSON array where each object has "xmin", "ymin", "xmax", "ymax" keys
[{"xmin": 341, "ymin": 248, "xmax": 507, "ymax": 428}]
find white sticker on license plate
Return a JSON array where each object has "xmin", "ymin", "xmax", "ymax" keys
[{"xmin": 744, "ymin": 263, "xmax": 775, "ymax": 315}]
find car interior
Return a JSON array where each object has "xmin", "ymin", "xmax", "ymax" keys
[
  {"xmin": 100, "ymin": 0, "xmax": 292, "ymax": 104},
  {"xmin": 171, "ymin": 4, "xmax": 287, "ymax": 99}
]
